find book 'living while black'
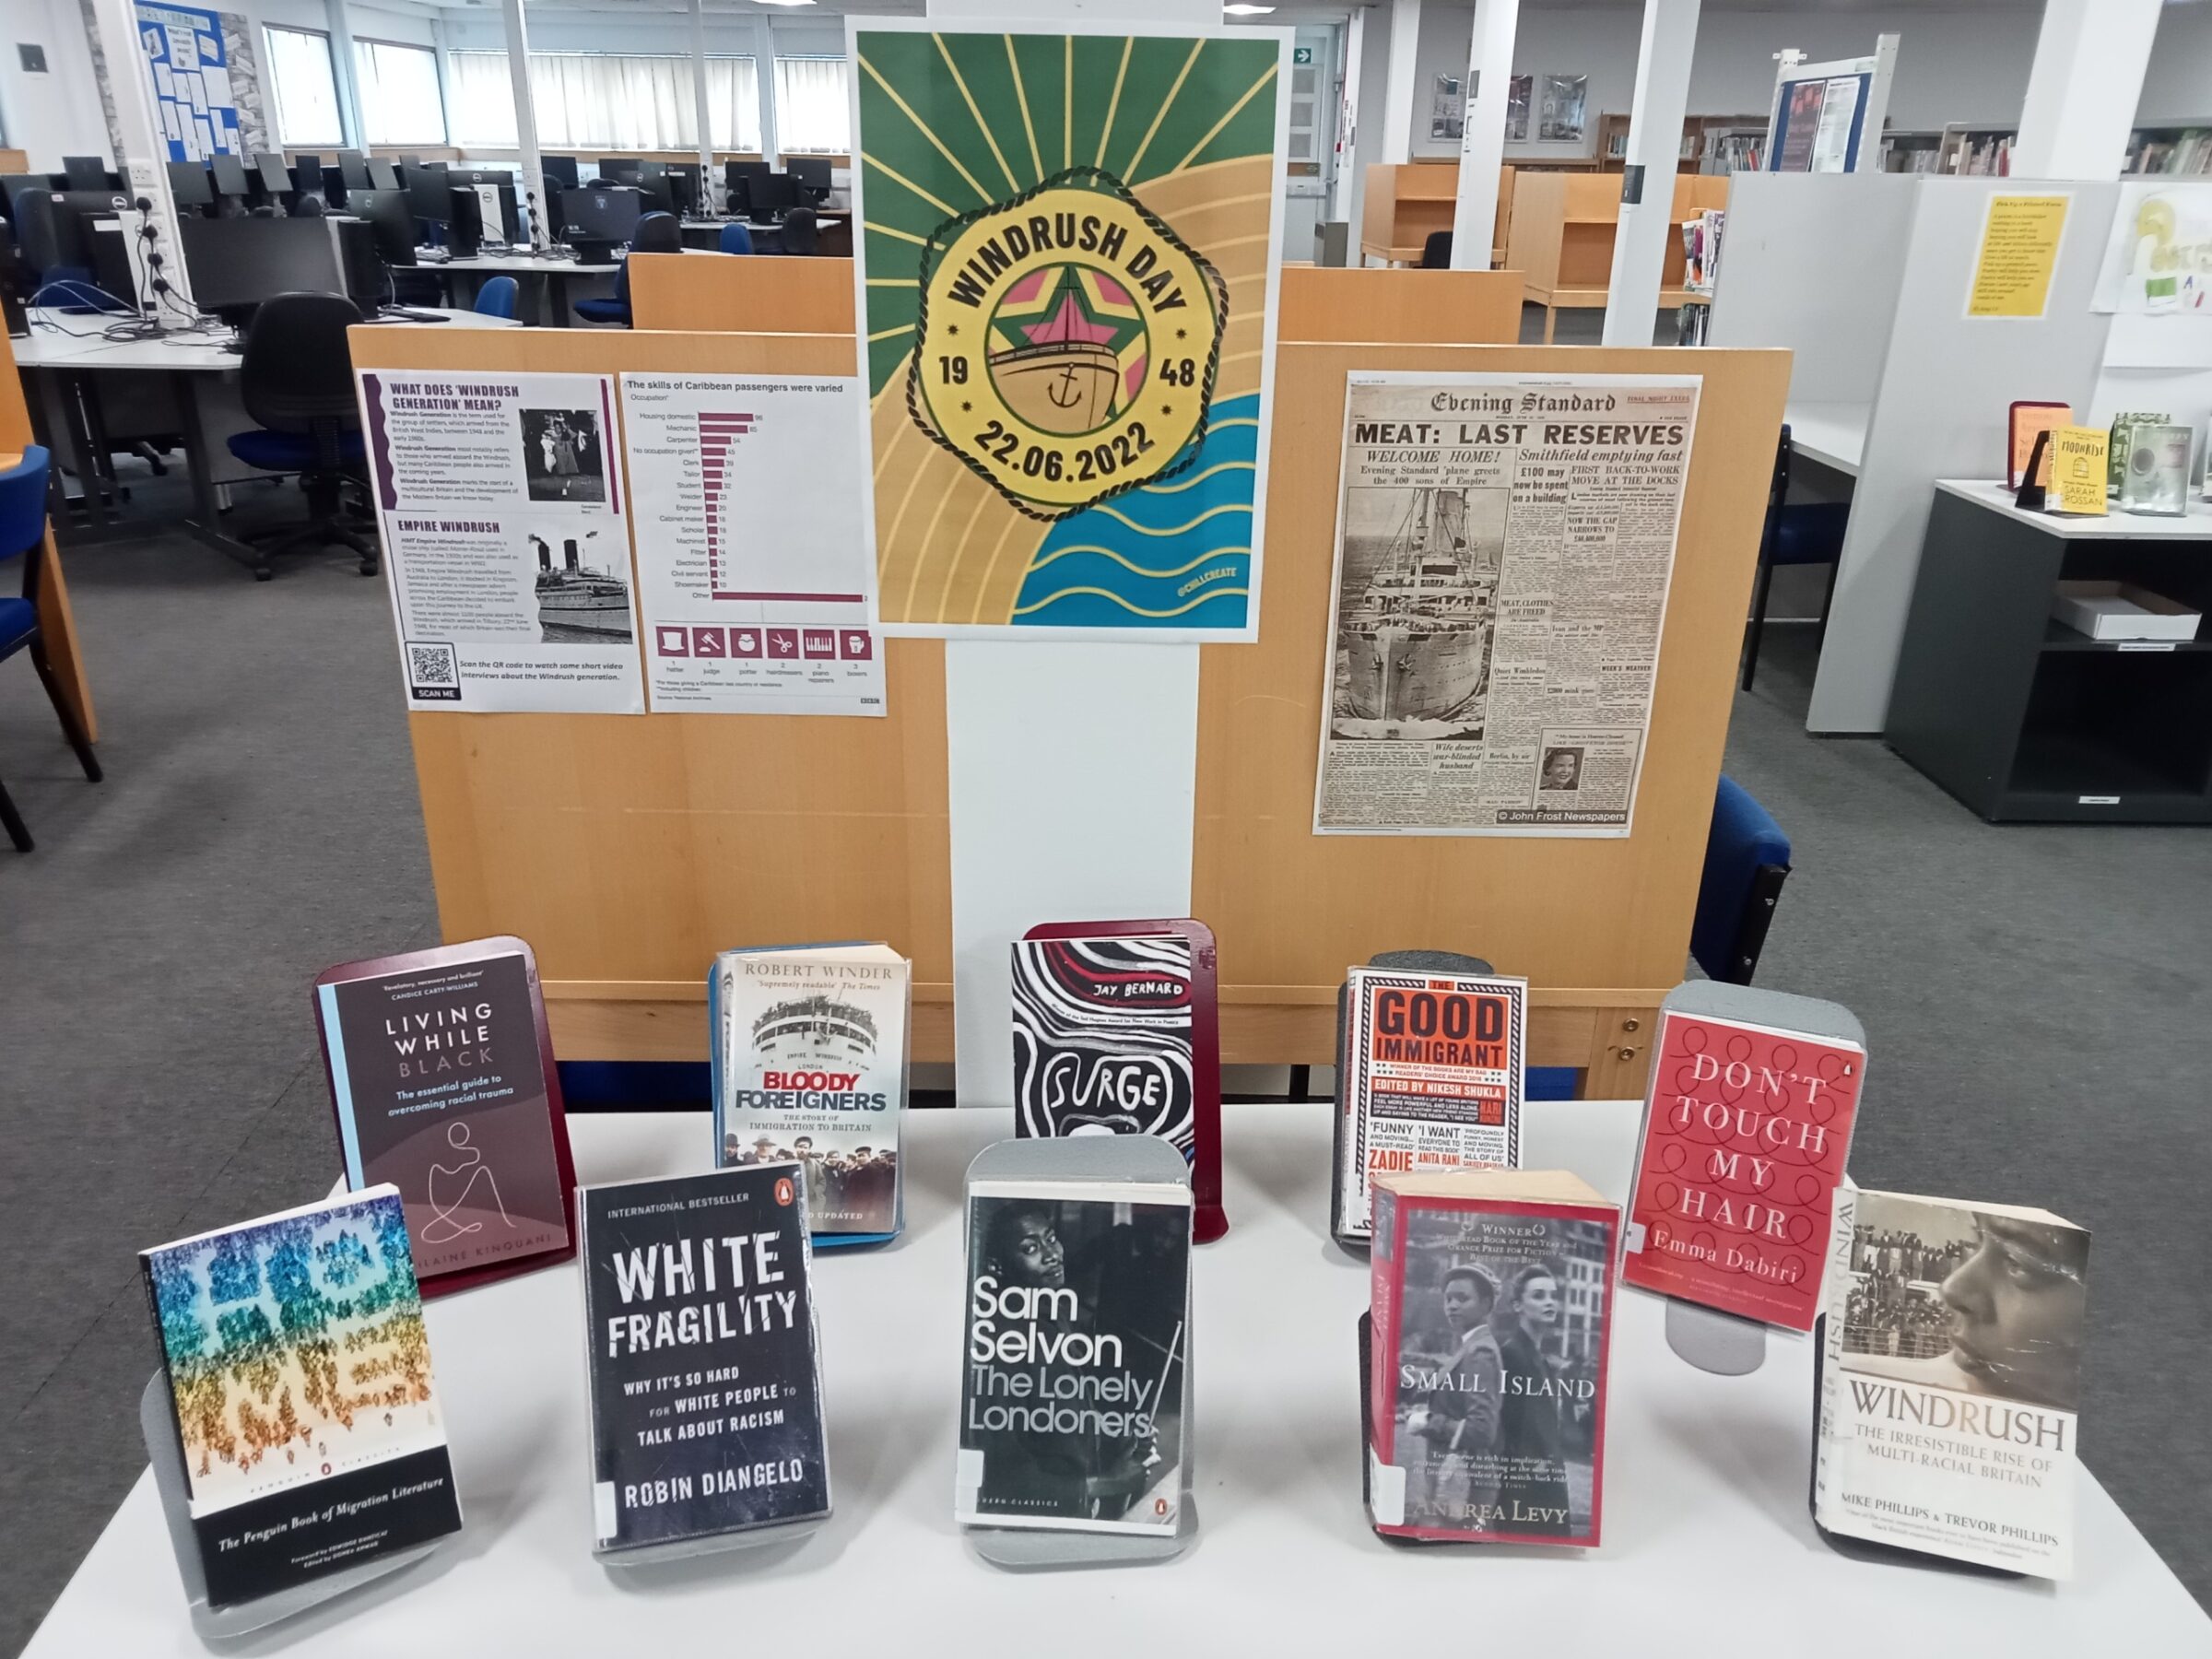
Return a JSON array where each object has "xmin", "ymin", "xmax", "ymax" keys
[
  {"xmin": 141, "ymin": 1186, "xmax": 463, "ymax": 1608},
  {"xmin": 582, "ymin": 1165, "xmax": 830, "ymax": 1558}
]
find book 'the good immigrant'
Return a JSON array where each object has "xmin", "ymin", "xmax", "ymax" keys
[
  {"xmin": 1334, "ymin": 969, "xmax": 1526, "ymax": 1244},
  {"xmin": 313, "ymin": 936, "xmax": 575, "ymax": 1291},
  {"xmin": 958, "ymin": 1177, "xmax": 1193, "ymax": 1535},
  {"xmin": 1814, "ymin": 1185, "xmax": 2088, "ymax": 1579},
  {"xmin": 1621, "ymin": 1008, "xmax": 1862, "ymax": 1331},
  {"xmin": 582, "ymin": 1165, "xmax": 830, "ymax": 1559},
  {"xmin": 712, "ymin": 943, "xmax": 911, "ymax": 1244},
  {"xmin": 1369, "ymin": 1170, "xmax": 1616, "ymax": 1547},
  {"xmin": 141, "ymin": 1187, "xmax": 463, "ymax": 1607}
]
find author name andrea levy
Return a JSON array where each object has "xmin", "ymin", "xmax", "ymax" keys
[{"xmin": 625, "ymin": 1460, "xmax": 807, "ymax": 1509}]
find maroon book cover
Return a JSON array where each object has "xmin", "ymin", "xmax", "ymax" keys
[
  {"xmin": 312, "ymin": 935, "xmax": 577, "ymax": 1297},
  {"xmin": 1014, "ymin": 917, "xmax": 1226, "ymax": 1242}
]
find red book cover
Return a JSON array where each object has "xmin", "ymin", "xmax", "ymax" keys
[
  {"xmin": 1621, "ymin": 1011, "xmax": 1863, "ymax": 1331},
  {"xmin": 1369, "ymin": 1175, "xmax": 1616, "ymax": 1547}
]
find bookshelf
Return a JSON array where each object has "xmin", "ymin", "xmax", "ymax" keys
[
  {"xmin": 1936, "ymin": 124, "xmax": 2017, "ymax": 176},
  {"xmin": 1597, "ymin": 113, "xmax": 1769, "ymax": 174},
  {"xmin": 1878, "ymin": 131, "xmax": 1944, "ymax": 174},
  {"xmin": 2126, "ymin": 124, "xmax": 2212, "ymax": 176}
]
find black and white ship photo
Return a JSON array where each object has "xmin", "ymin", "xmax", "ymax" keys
[
  {"xmin": 1331, "ymin": 484, "xmax": 1503, "ymax": 742},
  {"xmin": 519, "ymin": 406, "xmax": 608, "ymax": 503},
  {"xmin": 530, "ymin": 527, "xmax": 633, "ymax": 644}
]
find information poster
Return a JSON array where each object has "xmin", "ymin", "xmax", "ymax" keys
[
  {"xmin": 850, "ymin": 21, "xmax": 1287, "ymax": 638},
  {"xmin": 2092, "ymin": 182, "xmax": 2212, "ymax": 314},
  {"xmin": 137, "ymin": 2, "xmax": 242, "ymax": 161},
  {"xmin": 620, "ymin": 373, "xmax": 886, "ymax": 716},
  {"xmin": 1967, "ymin": 194, "xmax": 2069, "ymax": 319},
  {"xmin": 1314, "ymin": 371, "xmax": 1700, "ymax": 837},
  {"xmin": 359, "ymin": 370, "xmax": 644, "ymax": 713}
]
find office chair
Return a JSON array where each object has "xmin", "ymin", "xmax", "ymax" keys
[
  {"xmin": 1741, "ymin": 423, "xmax": 1850, "ymax": 690},
  {"xmin": 1689, "ymin": 776, "xmax": 1792, "ymax": 986},
  {"xmin": 0, "ymin": 446, "xmax": 103, "ymax": 853},
  {"xmin": 781, "ymin": 206, "xmax": 818, "ymax": 256},
  {"xmin": 1419, "ymin": 230, "xmax": 1453, "ymax": 268},
  {"xmin": 291, "ymin": 194, "xmax": 327, "ymax": 218},
  {"xmin": 718, "ymin": 221, "xmax": 754, "ymax": 255},
  {"xmin": 475, "ymin": 275, "xmax": 519, "ymax": 319},
  {"xmin": 575, "ymin": 211, "xmax": 680, "ymax": 325},
  {"xmin": 224, "ymin": 292, "xmax": 379, "ymax": 580}
]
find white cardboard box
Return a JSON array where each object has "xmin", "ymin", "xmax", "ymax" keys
[{"xmin": 2051, "ymin": 581, "xmax": 2202, "ymax": 642}]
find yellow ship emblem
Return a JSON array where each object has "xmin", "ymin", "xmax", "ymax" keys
[{"xmin": 909, "ymin": 167, "xmax": 1224, "ymax": 519}]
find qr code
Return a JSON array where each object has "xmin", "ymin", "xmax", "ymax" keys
[{"xmin": 406, "ymin": 641, "xmax": 461, "ymax": 700}]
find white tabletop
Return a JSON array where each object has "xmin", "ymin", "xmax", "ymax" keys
[
  {"xmin": 1785, "ymin": 400, "xmax": 1871, "ymax": 478},
  {"xmin": 13, "ymin": 305, "xmax": 519, "ymax": 371},
  {"xmin": 1936, "ymin": 478, "xmax": 2212, "ymax": 539},
  {"xmin": 424, "ymin": 251, "xmax": 620, "ymax": 275},
  {"xmin": 24, "ymin": 1102, "xmax": 2206, "ymax": 1656}
]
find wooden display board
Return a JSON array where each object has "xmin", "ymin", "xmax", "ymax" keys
[
  {"xmin": 1506, "ymin": 171, "xmax": 1729, "ymax": 340},
  {"xmin": 1360, "ymin": 161, "xmax": 1517, "ymax": 268},
  {"xmin": 347, "ymin": 311, "xmax": 1786, "ymax": 1098},
  {"xmin": 0, "ymin": 328, "xmax": 97, "ymax": 741},
  {"xmin": 629, "ymin": 253, "xmax": 859, "ymax": 336}
]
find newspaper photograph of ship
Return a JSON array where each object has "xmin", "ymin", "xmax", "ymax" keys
[
  {"xmin": 532, "ymin": 530, "xmax": 634, "ymax": 643},
  {"xmin": 1330, "ymin": 485, "xmax": 1501, "ymax": 739}
]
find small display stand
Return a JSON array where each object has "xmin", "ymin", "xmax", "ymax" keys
[
  {"xmin": 141, "ymin": 1375, "xmax": 447, "ymax": 1638},
  {"xmin": 1641, "ymin": 980, "xmax": 1865, "ymax": 1378},
  {"xmin": 961, "ymin": 1135, "xmax": 1196, "ymax": 1571}
]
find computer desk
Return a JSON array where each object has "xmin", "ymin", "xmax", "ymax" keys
[
  {"xmin": 12, "ymin": 306, "xmax": 520, "ymax": 559},
  {"xmin": 414, "ymin": 250, "xmax": 620, "ymax": 326},
  {"xmin": 679, "ymin": 213, "xmax": 851, "ymax": 253}
]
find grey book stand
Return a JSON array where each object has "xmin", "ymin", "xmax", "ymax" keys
[{"xmin": 961, "ymin": 1135, "xmax": 1196, "ymax": 1571}]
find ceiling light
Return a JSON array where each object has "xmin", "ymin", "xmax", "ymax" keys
[{"xmin": 1223, "ymin": 4, "xmax": 1277, "ymax": 13}]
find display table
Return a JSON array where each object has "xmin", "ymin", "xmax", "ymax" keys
[
  {"xmin": 1783, "ymin": 399, "xmax": 1871, "ymax": 478},
  {"xmin": 26, "ymin": 1102, "xmax": 2207, "ymax": 1654},
  {"xmin": 1888, "ymin": 480, "xmax": 2212, "ymax": 823}
]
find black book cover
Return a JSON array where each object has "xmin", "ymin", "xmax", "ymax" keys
[
  {"xmin": 582, "ymin": 1165, "xmax": 830, "ymax": 1554},
  {"xmin": 1010, "ymin": 936, "xmax": 1195, "ymax": 1159},
  {"xmin": 958, "ymin": 1179, "xmax": 1192, "ymax": 1535},
  {"xmin": 141, "ymin": 1186, "xmax": 463, "ymax": 1608}
]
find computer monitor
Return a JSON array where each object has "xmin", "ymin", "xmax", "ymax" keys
[
  {"xmin": 786, "ymin": 157, "xmax": 832, "ymax": 198},
  {"xmin": 338, "ymin": 153, "xmax": 373, "ymax": 189},
  {"xmin": 542, "ymin": 155, "xmax": 580, "ymax": 191},
  {"xmin": 61, "ymin": 156, "xmax": 111, "ymax": 192},
  {"xmin": 404, "ymin": 163, "xmax": 452, "ymax": 225},
  {"xmin": 343, "ymin": 189, "xmax": 418, "ymax": 268},
  {"xmin": 179, "ymin": 214, "xmax": 344, "ymax": 323},
  {"xmin": 0, "ymin": 177, "xmax": 36, "ymax": 227},
  {"xmin": 91, "ymin": 221, "xmax": 137, "ymax": 306},
  {"xmin": 291, "ymin": 159, "xmax": 328, "ymax": 206},
  {"xmin": 252, "ymin": 151, "xmax": 293, "ymax": 202},
  {"xmin": 209, "ymin": 153, "xmax": 251, "ymax": 200},
  {"xmin": 320, "ymin": 166, "xmax": 350, "ymax": 209},
  {"xmin": 561, "ymin": 184, "xmax": 643, "ymax": 243},
  {"xmin": 166, "ymin": 161, "xmax": 215, "ymax": 214},
  {"xmin": 18, "ymin": 190, "xmax": 131, "ymax": 274},
  {"xmin": 330, "ymin": 215, "xmax": 384, "ymax": 309},
  {"xmin": 666, "ymin": 164, "xmax": 702, "ymax": 218},
  {"xmin": 629, "ymin": 162, "xmax": 674, "ymax": 216},
  {"xmin": 366, "ymin": 158, "xmax": 400, "ymax": 192},
  {"xmin": 448, "ymin": 180, "xmax": 520, "ymax": 249},
  {"xmin": 597, "ymin": 158, "xmax": 643, "ymax": 185},
  {"xmin": 747, "ymin": 171, "xmax": 798, "ymax": 223},
  {"xmin": 724, "ymin": 159, "xmax": 771, "ymax": 206}
]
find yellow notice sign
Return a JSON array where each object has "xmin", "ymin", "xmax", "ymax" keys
[
  {"xmin": 2050, "ymin": 426, "xmax": 2110, "ymax": 515},
  {"xmin": 1968, "ymin": 194, "xmax": 2070, "ymax": 318}
]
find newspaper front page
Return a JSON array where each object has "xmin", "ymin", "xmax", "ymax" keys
[{"xmin": 1313, "ymin": 371, "xmax": 1700, "ymax": 836}]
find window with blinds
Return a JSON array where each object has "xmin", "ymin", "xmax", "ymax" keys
[
  {"xmin": 447, "ymin": 52, "xmax": 761, "ymax": 152},
  {"xmin": 353, "ymin": 40, "xmax": 447, "ymax": 147}
]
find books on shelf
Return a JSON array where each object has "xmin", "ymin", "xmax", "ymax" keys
[
  {"xmin": 581, "ymin": 1165, "xmax": 831, "ymax": 1559},
  {"xmin": 141, "ymin": 1187, "xmax": 463, "ymax": 1607},
  {"xmin": 1621, "ymin": 1007, "xmax": 1863, "ymax": 1331},
  {"xmin": 958, "ymin": 1172, "xmax": 1193, "ymax": 1535},
  {"xmin": 1367, "ymin": 1169, "xmax": 1618, "ymax": 1547},
  {"xmin": 313, "ymin": 936, "xmax": 576, "ymax": 1292},
  {"xmin": 2126, "ymin": 127, "xmax": 2212, "ymax": 176},
  {"xmin": 1333, "ymin": 967, "xmax": 1526, "ymax": 1245},
  {"xmin": 1814, "ymin": 1184, "xmax": 2088, "ymax": 1579},
  {"xmin": 712, "ymin": 942, "xmax": 911, "ymax": 1245}
]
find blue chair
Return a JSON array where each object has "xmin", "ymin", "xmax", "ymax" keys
[
  {"xmin": 1742, "ymin": 423, "xmax": 1851, "ymax": 689},
  {"xmin": 224, "ymin": 292, "xmax": 378, "ymax": 579},
  {"xmin": 575, "ymin": 211, "xmax": 683, "ymax": 325},
  {"xmin": 718, "ymin": 221, "xmax": 754, "ymax": 255},
  {"xmin": 475, "ymin": 275, "xmax": 519, "ymax": 319},
  {"xmin": 1690, "ymin": 776, "xmax": 1792, "ymax": 985},
  {"xmin": 0, "ymin": 447, "xmax": 103, "ymax": 852}
]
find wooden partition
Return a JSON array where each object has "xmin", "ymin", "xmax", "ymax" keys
[
  {"xmin": 347, "ymin": 315, "xmax": 1787, "ymax": 1096},
  {"xmin": 0, "ymin": 149, "xmax": 28, "ymax": 175},
  {"xmin": 1507, "ymin": 171, "xmax": 1731, "ymax": 340},
  {"xmin": 1276, "ymin": 268, "xmax": 1522, "ymax": 343},
  {"xmin": 629, "ymin": 254, "xmax": 859, "ymax": 335},
  {"xmin": 0, "ymin": 329, "xmax": 96, "ymax": 740}
]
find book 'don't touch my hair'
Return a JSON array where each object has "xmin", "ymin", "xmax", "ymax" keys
[
  {"xmin": 1368, "ymin": 1169, "xmax": 1617, "ymax": 1547},
  {"xmin": 1621, "ymin": 1008, "xmax": 1863, "ymax": 1331},
  {"xmin": 712, "ymin": 943, "xmax": 911, "ymax": 1247},
  {"xmin": 141, "ymin": 1188, "xmax": 463, "ymax": 1608},
  {"xmin": 1815, "ymin": 1185, "xmax": 2088, "ymax": 1579},
  {"xmin": 959, "ymin": 1175, "xmax": 1193, "ymax": 1535},
  {"xmin": 582, "ymin": 1165, "xmax": 830, "ymax": 1559},
  {"xmin": 1333, "ymin": 968, "xmax": 1526, "ymax": 1246},
  {"xmin": 312, "ymin": 936, "xmax": 577, "ymax": 1294}
]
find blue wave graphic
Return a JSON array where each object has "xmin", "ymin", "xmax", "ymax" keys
[{"xmin": 1013, "ymin": 394, "xmax": 1259, "ymax": 629}]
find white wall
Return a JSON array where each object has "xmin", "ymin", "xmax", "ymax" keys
[
  {"xmin": 1407, "ymin": 2, "xmax": 2212, "ymax": 164},
  {"xmin": 0, "ymin": 0, "xmax": 113, "ymax": 170}
]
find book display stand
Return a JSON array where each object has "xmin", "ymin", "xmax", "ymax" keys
[
  {"xmin": 139, "ymin": 1375, "xmax": 448, "ymax": 1638},
  {"xmin": 960, "ymin": 1135, "xmax": 1196, "ymax": 1572},
  {"xmin": 1641, "ymin": 981, "xmax": 1865, "ymax": 1378}
]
